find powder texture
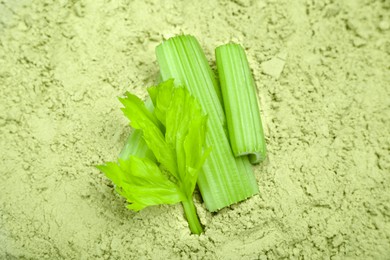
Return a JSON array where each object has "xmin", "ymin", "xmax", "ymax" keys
[{"xmin": 1, "ymin": 0, "xmax": 389, "ymax": 259}]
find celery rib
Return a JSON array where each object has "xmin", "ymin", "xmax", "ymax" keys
[
  {"xmin": 156, "ymin": 35, "xmax": 258, "ymax": 212},
  {"xmin": 215, "ymin": 44, "xmax": 267, "ymax": 164}
]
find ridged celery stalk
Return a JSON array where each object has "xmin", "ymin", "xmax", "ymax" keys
[
  {"xmin": 119, "ymin": 99, "xmax": 156, "ymax": 162},
  {"xmin": 215, "ymin": 44, "xmax": 267, "ymax": 164},
  {"xmin": 156, "ymin": 35, "xmax": 258, "ymax": 212}
]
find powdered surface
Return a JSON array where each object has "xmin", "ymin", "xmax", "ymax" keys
[{"xmin": 1, "ymin": 0, "xmax": 389, "ymax": 259}]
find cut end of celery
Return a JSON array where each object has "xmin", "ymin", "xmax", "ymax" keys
[{"xmin": 248, "ymin": 152, "xmax": 266, "ymax": 164}]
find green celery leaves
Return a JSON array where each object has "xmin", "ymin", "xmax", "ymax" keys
[
  {"xmin": 97, "ymin": 157, "xmax": 183, "ymax": 211},
  {"xmin": 98, "ymin": 79, "xmax": 209, "ymax": 234},
  {"xmin": 148, "ymin": 80, "xmax": 211, "ymax": 198}
]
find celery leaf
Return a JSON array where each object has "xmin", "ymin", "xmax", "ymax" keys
[
  {"xmin": 98, "ymin": 79, "xmax": 209, "ymax": 233},
  {"xmin": 149, "ymin": 80, "xmax": 210, "ymax": 198},
  {"xmin": 119, "ymin": 93, "xmax": 178, "ymax": 177},
  {"xmin": 97, "ymin": 157, "xmax": 183, "ymax": 211}
]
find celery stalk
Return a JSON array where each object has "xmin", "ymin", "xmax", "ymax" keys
[
  {"xmin": 119, "ymin": 99, "xmax": 156, "ymax": 162},
  {"xmin": 156, "ymin": 35, "xmax": 258, "ymax": 212},
  {"xmin": 215, "ymin": 44, "xmax": 267, "ymax": 164}
]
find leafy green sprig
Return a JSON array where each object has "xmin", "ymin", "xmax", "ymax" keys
[{"xmin": 98, "ymin": 79, "xmax": 210, "ymax": 234}]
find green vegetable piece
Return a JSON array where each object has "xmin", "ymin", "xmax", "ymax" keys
[
  {"xmin": 156, "ymin": 35, "xmax": 259, "ymax": 212},
  {"xmin": 149, "ymin": 82, "xmax": 211, "ymax": 197},
  {"xmin": 97, "ymin": 157, "xmax": 183, "ymax": 211},
  {"xmin": 98, "ymin": 80, "xmax": 208, "ymax": 234},
  {"xmin": 215, "ymin": 43, "xmax": 267, "ymax": 163},
  {"xmin": 119, "ymin": 128, "xmax": 156, "ymax": 162},
  {"xmin": 119, "ymin": 99, "xmax": 156, "ymax": 162}
]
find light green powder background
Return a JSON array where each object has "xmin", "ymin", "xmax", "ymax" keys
[{"xmin": 1, "ymin": 0, "xmax": 389, "ymax": 259}]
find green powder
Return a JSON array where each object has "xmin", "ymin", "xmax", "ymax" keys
[{"xmin": 1, "ymin": 0, "xmax": 389, "ymax": 259}]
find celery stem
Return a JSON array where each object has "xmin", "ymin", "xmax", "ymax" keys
[{"xmin": 182, "ymin": 198, "xmax": 203, "ymax": 234}]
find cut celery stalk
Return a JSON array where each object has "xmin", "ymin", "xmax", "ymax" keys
[
  {"xmin": 119, "ymin": 99, "xmax": 156, "ymax": 162},
  {"xmin": 215, "ymin": 44, "xmax": 267, "ymax": 164},
  {"xmin": 156, "ymin": 35, "xmax": 258, "ymax": 212}
]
